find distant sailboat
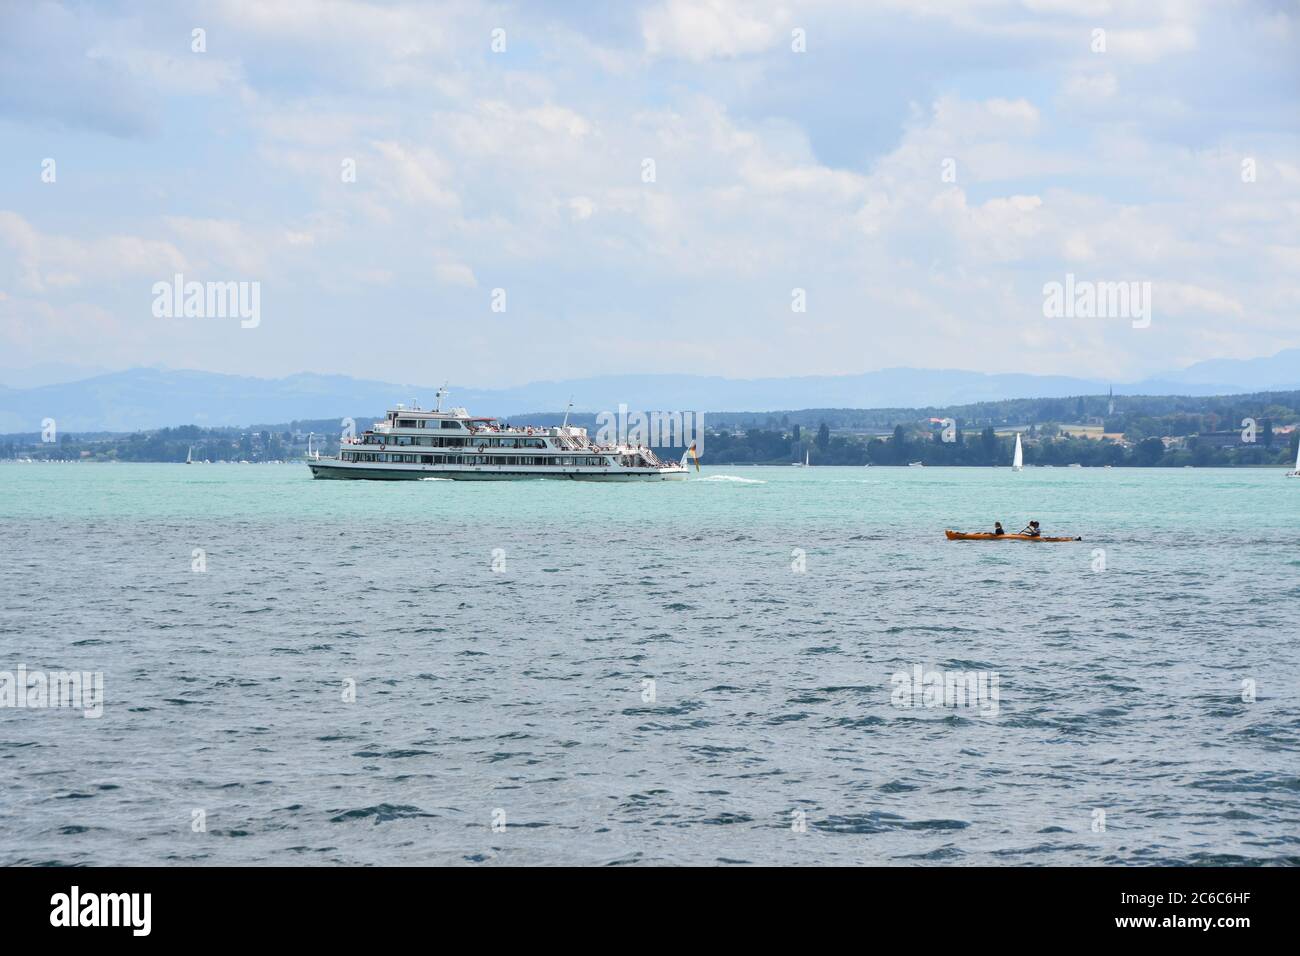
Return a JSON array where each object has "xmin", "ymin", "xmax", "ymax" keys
[
  {"xmin": 1012, "ymin": 432, "xmax": 1024, "ymax": 471},
  {"xmin": 1287, "ymin": 440, "xmax": 1300, "ymax": 478},
  {"xmin": 792, "ymin": 449, "xmax": 810, "ymax": 467},
  {"xmin": 185, "ymin": 446, "xmax": 193, "ymax": 465}
]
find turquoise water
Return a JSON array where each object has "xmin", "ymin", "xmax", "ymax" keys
[{"xmin": 2, "ymin": 463, "xmax": 1298, "ymax": 865}]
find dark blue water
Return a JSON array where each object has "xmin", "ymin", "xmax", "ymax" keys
[{"xmin": 2, "ymin": 464, "xmax": 1298, "ymax": 864}]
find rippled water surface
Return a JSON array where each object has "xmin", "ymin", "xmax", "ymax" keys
[{"xmin": 2, "ymin": 463, "xmax": 1298, "ymax": 865}]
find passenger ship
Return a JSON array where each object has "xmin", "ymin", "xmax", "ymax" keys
[{"xmin": 308, "ymin": 390, "xmax": 694, "ymax": 481}]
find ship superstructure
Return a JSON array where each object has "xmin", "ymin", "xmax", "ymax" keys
[{"xmin": 308, "ymin": 390, "xmax": 693, "ymax": 481}]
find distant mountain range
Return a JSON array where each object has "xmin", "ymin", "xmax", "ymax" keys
[{"xmin": 1, "ymin": 350, "xmax": 1297, "ymax": 433}]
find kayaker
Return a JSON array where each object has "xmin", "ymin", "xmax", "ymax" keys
[
  {"xmin": 1020, "ymin": 520, "xmax": 1041, "ymax": 537},
  {"xmin": 993, "ymin": 522, "xmax": 1005, "ymax": 536}
]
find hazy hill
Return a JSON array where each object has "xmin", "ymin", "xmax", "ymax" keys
[{"xmin": 1, "ymin": 349, "xmax": 1295, "ymax": 433}]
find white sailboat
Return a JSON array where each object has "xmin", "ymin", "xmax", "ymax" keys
[
  {"xmin": 1287, "ymin": 439, "xmax": 1299, "ymax": 477},
  {"xmin": 792, "ymin": 448, "xmax": 809, "ymax": 467},
  {"xmin": 1012, "ymin": 432, "xmax": 1024, "ymax": 471},
  {"xmin": 185, "ymin": 446, "xmax": 193, "ymax": 465}
]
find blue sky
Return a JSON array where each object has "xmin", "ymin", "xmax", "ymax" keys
[{"xmin": 0, "ymin": 0, "xmax": 1296, "ymax": 388}]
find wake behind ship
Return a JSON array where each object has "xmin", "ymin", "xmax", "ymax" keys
[{"xmin": 308, "ymin": 393, "xmax": 693, "ymax": 481}]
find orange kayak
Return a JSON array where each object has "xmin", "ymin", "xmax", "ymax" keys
[{"xmin": 946, "ymin": 529, "xmax": 1081, "ymax": 542}]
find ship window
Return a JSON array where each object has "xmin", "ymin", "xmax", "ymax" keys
[
  {"xmin": 397, "ymin": 419, "xmax": 416, "ymax": 427},
  {"xmin": 440, "ymin": 420, "xmax": 461, "ymax": 429},
  {"xmin": 421, "ymin": 455, "xmax": 432, "ymax": 464}
]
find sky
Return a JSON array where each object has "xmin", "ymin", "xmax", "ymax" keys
[{"xmin": 0, "ymin": 0, "xmax": 1296, "ymax": 389}]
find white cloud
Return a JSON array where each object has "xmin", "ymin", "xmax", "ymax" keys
[
  {"xmin": 1159, "ymin": 283, "xmax": 1244, "ymax": 318},
  {"xmin": 0, "ymin": 212, "xmax": 189, "ymax": 293},
  {"xmin": 567, "ymin": 197, "xmax": 597, "ymax": 220},
  {"xmin": 370, "ymin": 141, "xmax": 459, "ymax": 208},
  {"xmin": 642, "ymin": 0, "xmax": 785, "ymax": 61},
  {"xmin": 0, "ymin": 0, "xmax": 1294, "ymax": 384},
  {"xmin": 1063, "ymin": 72, "xmax": 1118, "ymax": 100},
  {"xmin": 433, "ymin": 262, "xmax": 477, "ymax": 287}
]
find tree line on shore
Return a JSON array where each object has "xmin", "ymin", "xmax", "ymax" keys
[
  {"xmin": 4, "ymin": 392, "xmax": 1298, "ymax": 467},
  {"xmin": 704, "ymin": 424, "xmax": 1298, "ymax": 467}
]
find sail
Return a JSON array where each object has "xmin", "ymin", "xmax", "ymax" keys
[
  {"xmin": 1013, "ymin": 433, "xmax": 1023, "ymax": 470},
  {"xmin": 1295, "ymin": 440, "xmax": 1299, "ymax": 470}
]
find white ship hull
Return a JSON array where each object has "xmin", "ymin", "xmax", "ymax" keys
[
  {"xmin": 308, "ymin": 393, "xmax": 696, "ymax": 482},
  {"xmin": 309, "ymin": 460, "xmax": 687, "ymax": 481}
]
